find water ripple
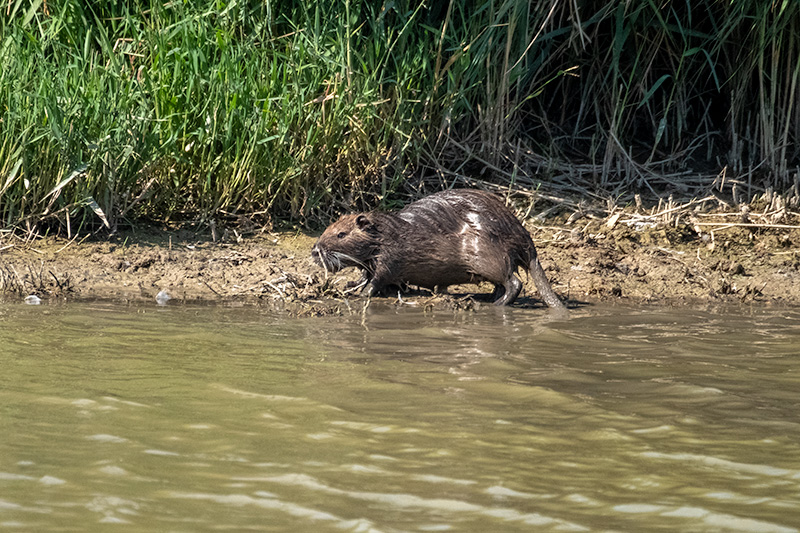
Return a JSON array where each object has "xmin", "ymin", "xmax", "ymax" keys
[
  {"xmin": 640, "ymin": 451, "xmax": 800, "ymax": 478},
  {"xmin": 260, "ymin": 473, "xmax": 589, "ymax": 530},
  {"xmin": 170, "ymin": 491, "xmax": 381, "ymax": 532},
  {"xmin": 614, "ymin": 503, "xmax": 798, "ymax": 533}
]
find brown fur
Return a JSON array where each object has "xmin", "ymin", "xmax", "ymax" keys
[{"xmin": 311, "ymin": 189, "xmax": 565, "ymax": 308}]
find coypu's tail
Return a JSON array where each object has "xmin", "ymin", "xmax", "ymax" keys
[{"xmin": 529, "ymin": 257, "xmax": 567, "ymax": 311}]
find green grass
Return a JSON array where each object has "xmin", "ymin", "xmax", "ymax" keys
[{"xmin": 1, "ymin": 1, "xmax": 799, "ymax": 234}]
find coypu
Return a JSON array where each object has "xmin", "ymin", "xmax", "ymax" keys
[{"xmin": 311, "ymin": 189, "xmax": 565, "ymax": 309}]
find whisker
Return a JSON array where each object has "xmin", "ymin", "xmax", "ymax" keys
[{"xmin": 331, "ymin": 251, "xmax": 373, "ymax": 274}]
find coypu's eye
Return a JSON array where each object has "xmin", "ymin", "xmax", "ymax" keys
[{"xmin": 337, "ymin": 232, "xmax": 347, "ymax": 239}]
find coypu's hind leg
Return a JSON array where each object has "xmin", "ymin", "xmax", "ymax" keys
[{"xmin": 493, "ymin": 275, "xmax": 522, "ymax": 305}]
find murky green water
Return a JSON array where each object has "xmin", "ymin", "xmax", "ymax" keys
[{"xmin": 1, "ymin": 300, "xmax": 799, "ymax": 532}]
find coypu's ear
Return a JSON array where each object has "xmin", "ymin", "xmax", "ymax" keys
[{"xmin": 355, "ymin": 214, "xmax": 372, "ymax": 230}]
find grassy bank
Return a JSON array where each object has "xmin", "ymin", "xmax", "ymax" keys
[{"xmin": 1, "ymin": 1, "xmax": 799, "ymax": 235}]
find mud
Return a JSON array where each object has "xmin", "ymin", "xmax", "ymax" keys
[{"xmin": 3, "ymin": 209, "xmax": 800, "ymax": 313}]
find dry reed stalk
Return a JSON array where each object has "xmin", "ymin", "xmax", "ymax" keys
[{"xmin": 694, "ymin": 222, "xmax": 800, "ymax": 230}]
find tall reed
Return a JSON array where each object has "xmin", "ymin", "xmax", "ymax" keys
[{"xmin": 1, "ymin": 1, "xmax": 798, "ymax": 233}]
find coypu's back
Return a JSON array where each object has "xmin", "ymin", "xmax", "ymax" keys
[{"xmin": 398, "ymin": 189, "xmax": 536, "ymax": 263}]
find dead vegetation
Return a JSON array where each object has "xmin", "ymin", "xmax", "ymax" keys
[{"xmin": 0, "ymin": 260, "xmax": 72, "ymax": 298}]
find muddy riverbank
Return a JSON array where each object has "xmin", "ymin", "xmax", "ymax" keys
[{"xmin": 3, "ymin": 203, "xmax": 800, "ymax": 312}]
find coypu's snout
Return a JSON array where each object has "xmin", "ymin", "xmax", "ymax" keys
[{"xmin": 311, "ymin": 243, "xmax": 339, "ymax": 272}]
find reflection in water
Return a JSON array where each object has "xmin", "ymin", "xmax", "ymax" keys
[{"xmin": 0, "ymin": 301, "xmax": 799, "ymax": 531}]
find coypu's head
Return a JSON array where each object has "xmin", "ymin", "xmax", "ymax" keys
[{"xmin": 311, "ymin": 214, "xmax": 381, "ymax": 273}]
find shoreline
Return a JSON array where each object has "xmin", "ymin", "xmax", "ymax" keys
[{"xmin": 3, "ymin": 207, "xmax": 800, "ymax": 312}]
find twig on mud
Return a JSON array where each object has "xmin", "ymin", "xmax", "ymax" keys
[
  {"xmin": 10, "ymin": 264, "xmax": 25, "ymax": 289},
  {"xmin": 632, "ymin": 196, "xmax": 715, "ymax": 219},
  {"xmin": 771, "ymin": 250, "xmax": 800, "ymax": 255},
  {"xmin": 200, "ymin": 279, "xmax": 223, "ymax": 297},
  {"xmin": 11, "ymin": 232, "xmax": 45, "ymax": 252},
  {"xmin": 0, "ymin": 265, "xmax": 21, "ymax": 294},
  {"xmin": 55, "ymin": 233, "xmax": 91, "ymax": 254},
  {"xmin": 218, "ymin": 250, "xmax": 255, "ymax": 265},
  {"xmin": 694, "ymin": 222, "xmax": 800, "ymax": 230},
  {"xmin": 656, "ymin": 247, "xmax": 686, "ymax": 255},
  {"xmin": 264, "ymin": 280, "xmax": 286, "ymax": 299},
  {"xmin": 343, "ymin": 278, "xmax": 367, "ymax": 294}
]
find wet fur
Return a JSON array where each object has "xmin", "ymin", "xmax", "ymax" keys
[{"xmin": 311, "ymin": 189, "xmax": 564, "ymax": 308}]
